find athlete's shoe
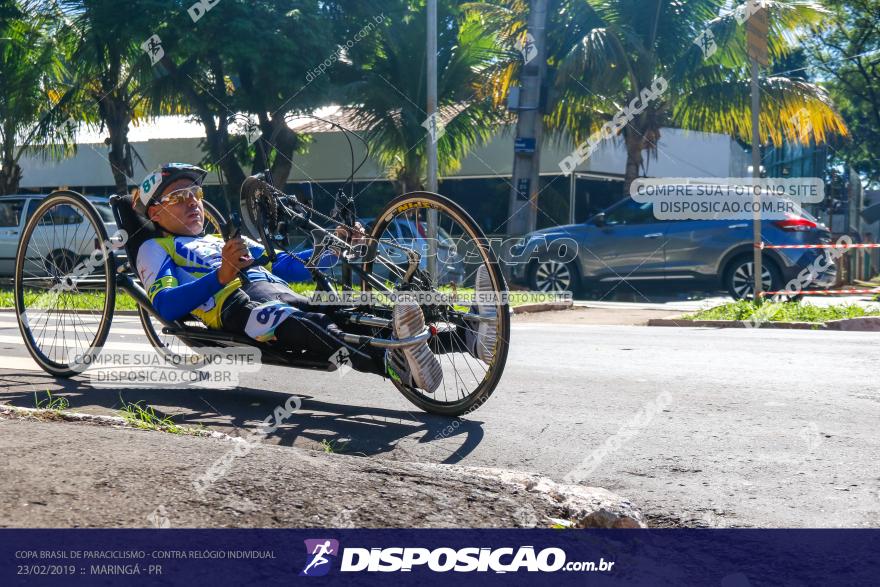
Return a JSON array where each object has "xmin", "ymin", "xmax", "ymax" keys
[
  {"xmin": 387, "ymin": 300, "xmax": 442, "ymax": 393},
  {"xmin": 468, "ymin": 264, "xmax": 498, "ymax": 363}
]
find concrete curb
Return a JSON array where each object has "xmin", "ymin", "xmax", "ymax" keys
[
  {"xmin": 512, "ymin": 301, "xmax": 574, "ymax": 314},
  {"xmin": 647, "ymin": 318, "xmax": 825, "ymax": 330},
  {"xmin": 825, "ymin": 316, "xmax": 880, "ymax": 331},
  {"xmin": 449, "ymin": 466, "xmax": 646, "ymax": 528},
  {"xmin": 0, "ymin": 405, "xmax": 228, "ymax": 439},
  {"xmin": 649, "ymin": 315, "xmax": 880, "ymax": 331}
]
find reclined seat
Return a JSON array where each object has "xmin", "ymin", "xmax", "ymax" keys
[{"xmin": 110, "ymin": 193, "xmax": 163, "ymax": 271}]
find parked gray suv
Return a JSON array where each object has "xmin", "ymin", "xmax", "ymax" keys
[
  {"xmin": 0, "ymin": 194, "xmax": 124, "ymax": 278},
  {"xmin": 510, "ymin": 197, "xmax": 836, "ymax": 299}
]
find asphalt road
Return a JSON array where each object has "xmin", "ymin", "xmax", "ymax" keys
[{"xmin": 0, "ymin": 310, "xmax": 878, "ymax": 528}]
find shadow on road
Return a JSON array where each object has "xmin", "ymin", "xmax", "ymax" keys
[{"xmin": 0, "ymin": 373, "xmax": 485, "ymax": 464}]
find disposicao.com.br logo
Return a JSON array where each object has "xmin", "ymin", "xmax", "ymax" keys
[{"xmin": 300, "ymin": 541, "xmax": 614, "ymax": 574}]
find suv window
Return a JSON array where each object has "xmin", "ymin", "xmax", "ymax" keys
[
  {"xmin": 93, "ymin": 203, "xmax": 115, "ymax": 224},
  {"xmin": 603, "ymin": 199, "xmax": 655, "ymax": 226},
  {"xmin": 399, "ymin": 221, "xmax": 415, "ymax": 239},
  {"xmin": 0, "ymin": 199, "xmax": 24, "ymax": 227},
  {"xmin": 48, "ymin": 204, "xmax": 84, "ymax": 225}
]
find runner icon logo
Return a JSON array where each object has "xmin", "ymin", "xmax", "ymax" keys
[{"xmin": 300, "ymin": 539, "xmax": 340, "ymax": 577}]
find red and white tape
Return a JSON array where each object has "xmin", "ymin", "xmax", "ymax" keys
[
  {"xmin": 758, "ymin": 243, "xmax": 880, "ymax": 250},
  {"xmin": 759, "ymin": 288, "xmax": 880, "ymax": 297}
]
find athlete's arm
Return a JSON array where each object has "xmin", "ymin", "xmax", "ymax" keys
[
  {"xmin": 137, "ymin": 240, "xmax": 225, "ymax": 322},
  {"xmin": 245, "ymin": 237, "xmax": 338, "ymax": 283},
  {"xmin": 270, "ymin": 249, "xmax": 337, "ymax": 282}
]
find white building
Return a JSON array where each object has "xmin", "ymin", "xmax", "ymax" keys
[{"xmin": 16, "ymin": 113, "xmax": 748, "ymax": 231}]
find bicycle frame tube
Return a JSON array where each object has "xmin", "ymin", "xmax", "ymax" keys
[{"xmin": 115, "ymin": 272, "xmax": 181, "ymax": 332}]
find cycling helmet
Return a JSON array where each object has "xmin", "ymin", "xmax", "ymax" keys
[{"xmin": 133, "ymin": 163, "xmax": 208, "ymax": 215}]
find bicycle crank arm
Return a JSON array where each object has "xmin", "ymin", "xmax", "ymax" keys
[{"xmin": 341, "ymin": 322, "xmax": 456, "ymax": 350}]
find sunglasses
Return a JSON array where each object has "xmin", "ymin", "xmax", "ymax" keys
[{"xmin": 156, "ymin": 185, "xmax": 204, "ymax": 206}]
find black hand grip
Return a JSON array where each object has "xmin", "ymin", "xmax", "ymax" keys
[{"xmin": 223, "ymin": 212, "xmax": 242, "ymax": 242}]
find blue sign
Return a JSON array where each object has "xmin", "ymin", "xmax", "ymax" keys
[{"xmin": 514, "ymin": 137, "xmax": 536, "ymax": 153}]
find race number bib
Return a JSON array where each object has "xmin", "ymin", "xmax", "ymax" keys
[{"xmin": 244, "ymin": 301, "xmax": 297, "ymax": 342}]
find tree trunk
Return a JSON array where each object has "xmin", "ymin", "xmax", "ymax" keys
[
  {"xmin": 395, "ymin": 169, "xmax": 423, "ymax": 195},
  {"xmin": 102, "ymin": 97, "xmax": 132, "ymax": 196},
  {"xmin": 0, "ymin": 128, "xmax": 21, "ymax": 195},
  {"xmin": 622, "ymin": 126, "xmax": 644, "ymax": 200},
  {"xmin": 0, "ymin": 158, "xmax": 22, "ymax": 196},
  {"xmin": 268, "ymin": 117, "xmax": 299, "ymax": 189},
  {"xmin": 214, "ymin": 124, "xmax": 246, "ymax": 207},
  {"xmin": 192, "ymin": 99, "xmax": 245, "ymax": 209},
  {"xmin": 250, "ymin": 113, "xmax": 298, "ymax": 190},
  {"xmin": 159, "ymin": 56, "xmax": 247, "ymax": 210}
]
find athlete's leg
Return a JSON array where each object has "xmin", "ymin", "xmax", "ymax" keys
[
  {"xmin": 272, "ymin": 309, "xmax": 386, "ymax": 375},
  {"xmin": 220, "ymin": 283, "xmax": 385, "ymax": 375}
]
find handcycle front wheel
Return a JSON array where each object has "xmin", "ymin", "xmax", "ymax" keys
[
  {"xmin": 366, "ymin": 192, "xmax": 511, "ymax": 417},
  {"xmin": 14, "ymin": 190, "xmax": 116, "ymax": 377}
]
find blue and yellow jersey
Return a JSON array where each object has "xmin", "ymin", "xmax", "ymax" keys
[{"xmin": 136, "ymin": 234, "xmax": 315, "ymax": 328}]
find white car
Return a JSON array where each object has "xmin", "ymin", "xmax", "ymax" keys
[{"xmin": 0, "ymin": 194, "xmax": 125, "ymax": 278}]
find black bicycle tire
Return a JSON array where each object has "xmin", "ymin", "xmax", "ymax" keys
[
  {"xmin": 366, "ymin": 191, "xmax": 510, "ymax": 417},
  {"xmin": 14, "ymin": 191, "xmax": 116, "ymax": 377}
]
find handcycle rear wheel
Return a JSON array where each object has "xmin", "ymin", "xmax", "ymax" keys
[
  {"xmin": 14, "ymin": 191, "xmax": 116, "ymax": 377},
  {"xmin": 366, "ymin": 192, "xmax": 510, "ymax": 417},
  {"xmin": 138, "ymin": 200, "xmax": 226, "ymax": 365}
]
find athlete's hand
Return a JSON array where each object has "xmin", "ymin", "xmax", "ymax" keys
[
  {"xmin": 218, "ymin": 237, "xmax": 254, "ymax": 285},
  {"xmin": 335, "ymin": 222, "xmax": 367, "ymax": 245}
]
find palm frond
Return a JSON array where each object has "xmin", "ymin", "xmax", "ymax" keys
[{"xmin": 673, "ymin": 75, "xmax": 849, "ymax": 146}]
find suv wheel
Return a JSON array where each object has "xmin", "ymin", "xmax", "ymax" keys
[
  {"xmin": 45, "ymin": 248, "xmax": 79, "ymax": 277},
  {"xmin": 725, "ymin": 256, "xmax": 781, "ymax": 300},
  {"xmin": 529, "ymin": 259, "xmax": 580, "ymax": 295}
]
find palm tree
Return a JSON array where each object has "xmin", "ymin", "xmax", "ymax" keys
[
  {"xmin": 342, "ymin": 0, "xmax": 503, "ymax": 194},
  {"xmin": 56, "ymin": 0, "xmax": 174, "ymax": 195},
  {"xmin": 472, "ymin": 0, "xmax": 849, "ymax": 195},
  {"xmin": 0, "ymin": 1, "xmax": 75, "ymax": 195},
  {"xmin": 142, "ymin": 0, "xmax": 339, "ymax": 202}
]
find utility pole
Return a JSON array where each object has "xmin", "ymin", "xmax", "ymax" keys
[
  {"xmin": 426, "ymin": 0, "xmax": 439, "ymax": 282},
  {"xmin": 507, "ymin": 0, "xmax": 548, "ymax": 237},
  {"xmin": 750, "ymin": 59, "xmax": 763, "ymax": 299},
  {"xmin": 747, "ymin": 1, "xmax": 769, "ymax": 299}
]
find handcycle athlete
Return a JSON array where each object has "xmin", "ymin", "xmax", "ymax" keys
[{"xmin": 132, "ymin": 163, "xmax": 497, "ymax": 393}]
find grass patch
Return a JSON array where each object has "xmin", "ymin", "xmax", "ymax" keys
[
  {"xmin": 119, "ymin": 399, "xmax": 182, "ymax": 434},
  {"xmin": 684, "ymin": 300, "xmax": 880, "ymax": 323},
  {"xmin": 33, "ymin": 390, "xmax": 69, "ymax": 412},
  {"xmin": 0, "ymin": 288, "xmax": 138, "ymax": 311},
  {"xmin": 320, "ymin": 438, "xmax": 350, "ymax": 454}
]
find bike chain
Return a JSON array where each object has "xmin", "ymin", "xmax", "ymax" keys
[{"xmin": 251, "ymin": 178, "xmax": 419, "ymax": 256}]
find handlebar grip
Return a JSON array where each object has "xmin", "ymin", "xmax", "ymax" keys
[{"xmin": 223, "ymin": 212, "xmax": 242, "ymax": 241}]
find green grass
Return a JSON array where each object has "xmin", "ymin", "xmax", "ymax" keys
[
  {"xmin": 684, "ymin": 300, "xmax": 880, "ymax": 323},
  {"xmin": 1, "ymin": 282, "xmax": 551, "ymax": 311},
  {"xmin": 320, "ymin": 438, "xmax": 350, "ymax": 454},
  {"xmin": 33, "ymin": 390, "xmax": 69, "ymax": 412},
  {"xmin": 0, "ymin": 288, "xmax": 138, "ymax": 311},
  {"xmin": 119, "ymin": 399, "xmax": 183, "ymax": 434}
]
